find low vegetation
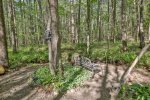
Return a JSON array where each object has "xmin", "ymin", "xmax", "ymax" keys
[
  {"xmin": 8, "ymin": 46, "xmax": 48, "ymax": 69},
  {"xmin": 119, "ymin": 84, "xmax": 150, "ymax": 100},
  {"xmin": 8, "ymin": 42, "xmax": 150, "ymax": 96},
  {"xmin": 8, "ymin": 42, "xmax": 150, "ymax": 69},
  {"xmin": 32, "ymin": 66, "xmax": 92, "ymax": 91}
]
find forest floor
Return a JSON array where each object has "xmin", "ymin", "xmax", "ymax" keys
[{"xmin": 0, "ymin": 63, "xmax": 149, "ymax": 100}]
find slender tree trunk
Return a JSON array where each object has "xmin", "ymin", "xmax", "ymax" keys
[
  {"xmin": 110, "ymin": 0, "xmax": 116, "ymax": 42},
  {"xmin": 0, "ymin": 0, "xmax": 9, "ymax": 68},
  {"xmin": 113, "ymin": 0, "xmax": 116, "ymax": 42},
  {"xmin": 87, "ymin": 0, "xmax": 91, "ymax": 54},
  {"xmin": 77, "ymin": 0, "xmax": 81, "ymax": 43},
  {"xmin": 10, "ymin": 0, "xmax": 17, "ymax": 53},
  {"xmin": 135, "ymin": 0, "xmax": 140, "ymax": 42},
  {"xmin": 48, "ymin": 0, "xmax": 61, "ymax": 74},
  {"xmin": 149, "ymin": 24, "xmax": 150, "ymax": 41},
  {"xmin": 121, "ymin": 0, "xmax": 127, "ymax": 51},
  {"xmin": 70, "ymin": 0, "xmax": 77, "ymax": 43},
  {"xmin": 37, "ymin": 0, "xmax": 45, "ymax": 44},
  {"xmin": 139, "ymin": 0, "xmax": 145, "ymax": 48},
  {"xmin": 148, "ymin": 4, "xmax": 150, "ymax": 41},
  {"xmin": 107, "ymin": 0, "xmax": 110, "ymax": 39},
  {"xmin": 97, "ymin": 0, "xmax": 102, "ymax": 41}
]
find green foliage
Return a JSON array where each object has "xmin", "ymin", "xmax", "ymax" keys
[
  {"xmin": 9, "ymin": 46, "xmax": 48, "ymax": 69},
  {"xmin": 119, "ymin": 84, "xmax": 150, "ymax": 100},
  {"xmin": 55, "ymin": 65, "xmax": 91, "ymax": 91},
  {"xmin": 69, "ymin": 42, "xmax": 150, "ymax": 68},
  {"xmin": 32, "ymin": 65, "xmax": 92, "ymax": 91},
  {"xmin": 32, "ymin": 67, "xmax": 56, "ymax": 85}
]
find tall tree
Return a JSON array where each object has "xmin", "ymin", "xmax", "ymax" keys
[
  {"xmin": 77, "ymin": 0, "xmax": 81, "ymax": 43},
  {"xmin": 70, "ymin": 0, "xmax": 76, "ymax": 43},
  {"xmin": 97, "ymin": 0, "xmax": 102, "ymax": 41},
  {"xmin": 139, "ymin": 0, "xmax": 145, "ymax": 48},
  {"xmin": 87, "ymin": 0, "xmax": 91, "ymax": 54},
  {"xmin": 135, "ymin": 0, "xmax": 139, "ymax": 41},
  {"xmin": 0, "ymin": 0, "xmax": 9, "ymax": 68},
  {"xmin": 9, "ymin": 0, "xmax": 17, "ymax": 53},
  {"xmin": 121, "ymin": 0, "xmax": 127, "ymax": 51},
  {"xmin": 47, "ymin": 0, "xmax": 60, "ymax": 75},
  {"xmin": 110, "ymin": 0, "xmax": 116, "ymax": 42},
  {"xmin": 148, "ymin": 4, "xmax": 150, "ymax": 41}
]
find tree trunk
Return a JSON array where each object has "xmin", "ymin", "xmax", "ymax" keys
[
  {"xmin": 139, "ymin": 0, "xmax": 145, "ymax": 49},
  {"xmin": 77, "ymin": 0, "xmax": 81, "ymax": 43},
  {"xmin": 48, "ymin": 0, "xmax": 61, "ymax": 75},
  {"xmin": 9, "ymin": 0, "xmax": 17, "ymax": 53},
  {"xmin": 87, "ymin": 0, "xmax": 91, "ymax": 55},
  {"xmin": 70, "ymin": 0, "xmax": 76, "ymax": 43},
  {"xmin": 0, "ymin": 0, "xmax": 9, "ymax": 68},
  {"xmin": 149, "ymin": 23, "xmax": 150, "ymax": 41},
  {"xmin": 110, "ymin": 0, "xmax": 116, "ymax": 42},
  {"xmin": 97, "ymin": 0, "xmax": 102, "ymax": 41},
  {"xmin": 148, "ymin": 4, "xmax": 150, "ymax": 41},
  {"xmin": 121, "ymin": 0, "xmax": 127, "ymax": 51},
  {"xmin": 112, "ymin": 0, "xmax": 116, "ymax": 42}
]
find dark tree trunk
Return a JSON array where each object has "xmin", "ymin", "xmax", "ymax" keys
[
  {"xmin": 0, "ymin": 0, "xmax": 9, "ymax": 68},
  {"xmin": 121, "ymin": 0, "xmax": 127, "ymax": 51},
  {"xmin": 139, "ymin": 0, "xmax": 145, "ymax": 49},
  {"xmin": 77, "ymin": 0, "xmax": 81, "ymax": 43},
  {"xmin": 87, "ymin": 0, "xmax": 91, "ymax": 54},
  {"xmin": 97, "ymin": 0, "xmax": 102, "ymax": 41},
  {"xmin": 10, "ymin": 0, "xmax": 17, "ymax": 53}
]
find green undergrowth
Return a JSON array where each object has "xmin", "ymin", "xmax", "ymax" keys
[
  {"xmin": 32, "ymin": 65, "xmax": 92, "ymax": 91},
  {"xmin": 8, "ymin": 41, "xmax": 150, "ymax": 69},
  {"xmin": 119, "ymin": 83, "xmax": 150, "ymax": 100},
  {"xmin": 90, "ymin": 43, "xmax": 150, "ymax": 67},
  {"xmin": 73, "ymin": 42, "xmax": 150, "ymax": 68},
  {"xmin": 8, "ymin": 46, "xmax": 48, "ymax": 69}
]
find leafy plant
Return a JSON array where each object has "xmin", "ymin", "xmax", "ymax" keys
[
  {"xmin": 119, "ymin": 84, "xmax": 150, "ymax": 100},
  {"xmin": 9, "ymin": 46, "xmax": 48, "ymax": 68},
  {"xmin": 32, "ymin": 65, "xmax": 92, "ymax": 91}
]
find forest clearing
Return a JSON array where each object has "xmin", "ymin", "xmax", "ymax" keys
[{"xmin": 0, "ymin": 0, "xmax": 150, "ymax": 100}]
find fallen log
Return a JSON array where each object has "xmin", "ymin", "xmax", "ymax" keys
[{"xmin": 120, "ymin": 43, "xmax": 150, "ymax": 84}]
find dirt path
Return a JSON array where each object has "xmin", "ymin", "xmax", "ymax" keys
[
  {"xmin": 0, "ymin": 65, "xmax": 38, "ymax": 100},
  {"xmin": 0, "ymin": 63, "xmax": 149, "ymax": 100}
]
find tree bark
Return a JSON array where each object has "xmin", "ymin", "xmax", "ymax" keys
[
  {"xmin": 149, "ymin": 23, "xmax": 150, "ymax": 41},
  {"xmin": 9, "ymin": 0, "xmax": 17, "ymax": 53},
  {"xmin": 97, "ymin": 0, "xmax": 102, "ymax": 41},
  {"xmin": 135, "ymin": 0, "xmax": 139, "ymax": 42},
  {"xmin": 70, "ymin": 0, "xmax": 76, "ymax": 43},
  {"xmin": 48, "ymin": 0, "xmax": 61, "ymax": 74},
  {"xmin": 139, "ymin": 0, "xmax": 145, "ymax": 49},
  {"xmin": 121, "ymin": 0, "xmax": 127, "ymax": 51},
  {"xmin": 148, "ymin": 4, "xmax": 150, "ymax": 41},
  {"xmin": 77, "ymin": 0, "xmax": 81, "ymax": 43},
  {"xmin": 110, "ymin": 0, "xmax": 116, "ymax": 42},
  {"xmin": 0, "ymin": 0, "xmax": 9, "ymax": 67},
  {"xmin": 87, "ymin": 0, "xmax": 91, "ymax": 54}
]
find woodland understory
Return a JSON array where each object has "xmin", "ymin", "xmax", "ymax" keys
[{"xmin": 0, "ymin": 0, "xmax": 150, "ymax": 100}]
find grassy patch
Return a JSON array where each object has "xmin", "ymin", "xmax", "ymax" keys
[
  {"xmin": 8, "ymin": 42, "xmax": 150, "ymax": 69},
  {"xmin": 32, "ymin": 65, "xmax": 92, "ymax": 91},
  {"xmin": 8, "ymin": 46, "xmax": 48, "ymax": 69},
  {"xmin": 119, "ymin": 83, "xmax": 150, "ymax": 100},
  {"xmin": 72, "ymin": 42, "xmax": 150, "ymax": 68}
]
